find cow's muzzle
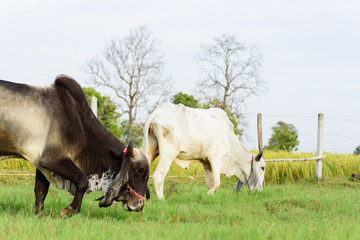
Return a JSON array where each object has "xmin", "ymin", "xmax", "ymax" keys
[
  {"xmin": 120, "ymin": 183, "xmax": 145, "ymax": 212},
  {"xmin": 122, "ymin": 198, "xmax": 145, "ymax": 212}
]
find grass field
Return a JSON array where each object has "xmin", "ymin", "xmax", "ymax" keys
[
  {"xmin": 1, "ymin": 152, "xmax": 360, "ymax": 239},
  {"xmin": 0, "ymin": 175, "xmax": 360, "ymax": 239}
]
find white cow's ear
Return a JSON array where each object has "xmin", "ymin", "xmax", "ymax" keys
[
  {"xmin": 128, "ymin": 139, "xmax": 137, "ymax": 158},
  {"xmin": 255, "ymin": 151, "xmax": 263, "ymax": 162}
]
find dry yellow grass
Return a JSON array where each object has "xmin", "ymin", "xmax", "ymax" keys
[
  {"xmin": 0, "ymin": 158, "xmax": 34, "ymax": 172},
  {"xmin": 262, "ymin": 151, "xmax": 360, "ymax": 183},
  {"xmin": 150, "ymin": 151, "xmax": 360, "ymax": 183},
  {"xmin": 1, "ymin": 151, "xmax": 359, "ymax": 183}
]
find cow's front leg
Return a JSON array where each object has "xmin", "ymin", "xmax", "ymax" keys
[
  {"xmin": 202, "ymin": 162, "xmax": 214, "ymax": 190},
  {"xmin": 39, "ymin": 157, "xmax": 88, "ymax": 217},
  {"xmin": 207, "ymin": 158, "xmax": 221, "ymax": 195},
  {"xmin": 34, "ymin": 168, "xmax": 50, "ymax": 217}
]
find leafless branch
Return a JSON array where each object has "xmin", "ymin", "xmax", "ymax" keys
[
  {"xmin": 195, "ymin": 33, "xmax": 267, "ymax": 135},
  {"xmin": 83, "ymin": 25, "xmax": 173, "ymax": 142}
]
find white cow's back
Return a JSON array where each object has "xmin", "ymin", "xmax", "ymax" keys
[{"xmin": 145, "ymin": 103, "xmax": 238, "ymax": 161}]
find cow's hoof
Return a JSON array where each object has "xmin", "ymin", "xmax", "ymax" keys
[
  {"xmin": 59, "ymin": 206, "xmax": 76, "ymax": 218},
  {"xmin": 156, "ymin": 195, "xmax": 164, "ymax": 201},
  {"xmin": 207, "ymin": 189, "xmax": 215, "ymax": 195},
  {"xmin": 35, "ymin": 211, "xmax": 45, "ymax": 218}
]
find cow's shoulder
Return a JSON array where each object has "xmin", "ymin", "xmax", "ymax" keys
[
  {"xmin": 206, "ymin": 107, "xmax": 234, "ymax": 131},
  {"xmin": 54, "ymin": 74, "xmax": 89, "ymax": 109}
]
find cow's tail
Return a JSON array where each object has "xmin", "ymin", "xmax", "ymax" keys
[{"xmin": 143, "ymin": 117, "xmax": 152, "ymax": 164}]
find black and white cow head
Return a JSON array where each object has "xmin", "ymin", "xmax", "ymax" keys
[
  {"xmin": 99, "ymin": 140, "xmax": 150, "ymax": 211},
  {"xmin": 247, "ymin": 151, "xmax": 265, "ymax": 191}
]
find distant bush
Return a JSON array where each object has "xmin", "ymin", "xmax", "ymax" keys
[
  {"xmin": 265, "ymin": 121, "xmax": 299, "ymax": 152},
  {"xmin": 354, "ymin": 146, "xmax": 360, "ymax": 155}
]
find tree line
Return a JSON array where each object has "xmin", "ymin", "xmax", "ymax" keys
[{"xmin": 83, "ymin": 25, "xmax": 301, "ymax": 152}]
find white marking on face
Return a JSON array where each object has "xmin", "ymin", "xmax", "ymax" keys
[{"xmin": 87, "ymin": 170, "xmax": 115, "ymax": 195}]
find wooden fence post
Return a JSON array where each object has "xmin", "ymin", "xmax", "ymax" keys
[
  {"xmin": 257, "ymin": 113, "xmax": 263, "ymax": 152},
  {"xmin": 316, "ymin": 113, "xmax": 324, "ymax": 179},
  {"xmin": 90, "ymin": 96, "xmax": 97, "ymax": 118}
]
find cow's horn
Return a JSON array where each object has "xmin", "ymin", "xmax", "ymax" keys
[
  {"xmin": 128, "ymin": 139, "xmax": 136, "ymax": 158},
  {"xmin": 255, "ymin": 151, "xmax": 263, "ymax": 162}
]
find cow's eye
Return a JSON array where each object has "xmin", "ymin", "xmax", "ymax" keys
[
  {"xmin": 261, "ymin": 167, "xmax": 265, "ymax": 171},
  {"xmin": 136, "ymin": 169, "xmax": 144, "ymax": 176}
]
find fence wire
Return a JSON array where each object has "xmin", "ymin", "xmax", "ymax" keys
[
  {"xmin": 325, "ymin": 117, "xmax": 360, "ymax": 124},
  {"xmin": 249, "ymin": 113, "xmax": 360, "ymax": 154}
]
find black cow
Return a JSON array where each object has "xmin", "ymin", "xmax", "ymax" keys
[
  {"xmin": 0, "ymin": 75, "xmax": 150, "ymax": 217},
  {"xmin": 351, "ymin": 174, "xmax": 360, "ymax": 180}
]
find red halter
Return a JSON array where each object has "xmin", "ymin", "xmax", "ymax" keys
[
  {"xmin": 123, "ymin": 147, "xmax": 128, "ymax": 159},
  {"xmin": 123, "ymin": 147, "xmax": 145, "ymax": 201},
  {"xmin": 126, "ymin": 183, "xmax": 145, "ymax": 200},
  {"xmin": 245, "ymin": 155, "xmax": 254, "ymax": 186}
]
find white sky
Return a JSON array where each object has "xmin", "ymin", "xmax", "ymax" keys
[{"xmin": 1, "ymin": 0, "xmax": 359, "ymax": 153}]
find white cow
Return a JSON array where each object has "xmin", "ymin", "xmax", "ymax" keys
[{"xmin": 143, "ymin": 103, "xmax": 265, "ymax": 200}]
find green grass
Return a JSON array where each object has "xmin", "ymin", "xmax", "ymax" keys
[
  {"xmin": 0, "ymin": 175, "xmax": 360, "ymax": 239},
  {"xmin": 1, "ymin": 152, "xmax": 360, "ymax": 239}
]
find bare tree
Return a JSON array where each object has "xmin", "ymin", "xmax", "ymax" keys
[
  {"xmin": 196, "ymin": 33, "xmax": 266, "ymax": 136},
  {"xmin": 85, "ymin": 26, "xmax": 171, "ymax": 143},
  {"xmin": 196, "ymin": 33, "xmax": 265, "ymax": 111}
]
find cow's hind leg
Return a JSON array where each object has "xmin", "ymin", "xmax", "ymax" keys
[
  {"xmin": 152, "ymin": 147, "xmax": 178, "ymax": 200},
  {"xmin": 39, "ymin": 158, "xmax": 88, "ymax": 217},
  {"xmin": 34, "ymin": 168, "xmax": 50, "ymax": 217}
]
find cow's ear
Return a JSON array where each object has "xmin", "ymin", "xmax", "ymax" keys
[
  {"xmin": 255, "ymin": 151, "xmax": 263, "ymax": 162},
  {"xmin": 145, "ymin": 185, "xmax": 150, "ymax": 200},
  {"xmin": 127, "ymin": 139, "xmax": 136, "ymax": 158},
  {"xmin": 99, "ymin": 156, "xmax": 131, "ymax": 207}
]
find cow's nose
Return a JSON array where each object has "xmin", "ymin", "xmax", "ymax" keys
[{"xmin": 135, "ymin": 199, "xmax": 145, "ymax": 212}]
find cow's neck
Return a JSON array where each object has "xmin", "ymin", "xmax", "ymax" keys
[
  {"xmin": 221, "ymin": 136, "xmax": 253, "ymax": 183},
  {"xmin": 80, "ymin": 113, "xmax": 125, "ymax": 177}
]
